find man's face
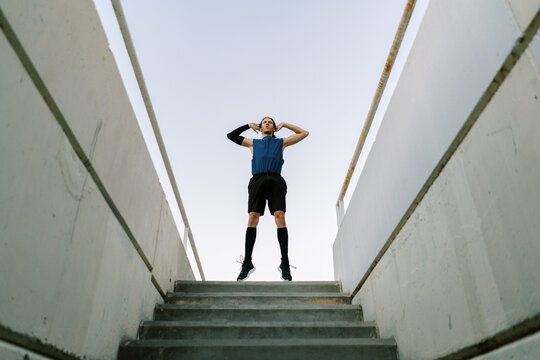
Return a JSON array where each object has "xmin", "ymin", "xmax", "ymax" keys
[{"xmin": 261, "ymin": 118, "xmax": 275, "ymax": 135}]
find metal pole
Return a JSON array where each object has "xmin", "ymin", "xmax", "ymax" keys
[
  {"xmin": 111, "ymin": 0, "xmax": 205, "ymax": 280},
  {"xmin": 336, "ymin": 0, "xmax": 417, "ymax": 224}
]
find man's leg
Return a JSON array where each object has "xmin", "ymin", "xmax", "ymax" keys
[
  {"xmin": 274, "ymin": 211, "xmax": 288, "ymax": 262},
  {"xmin": 237, "ymin": 211, "xmax": 260, "ymax": 281},
  {"xmin": 274, "ymin": 211, "xmax": 292, "ymax": 281},
  {"xmin": 245, "ymin": 212, "xmax": 260, "ymax": 263}
]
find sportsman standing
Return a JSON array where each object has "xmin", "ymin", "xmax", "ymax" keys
[{"xmin": 227, "ymin": 117, "xmax": 309, "ymax": 281}]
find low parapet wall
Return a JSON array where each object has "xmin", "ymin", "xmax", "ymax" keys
[
  {"xmin": 334, "ymin": 0, "xmax": 540, "ymax": 359},
  {"xmin": 0, "ymin": 1, "xmax": 194, "ymax": 359}
]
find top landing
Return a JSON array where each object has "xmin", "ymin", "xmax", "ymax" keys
[{"xmin": 175, "ymin": 281, "xmax": 343, "ymax": 294}]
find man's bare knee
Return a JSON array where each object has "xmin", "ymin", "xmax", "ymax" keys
[
  {"xmin": 274, "ymin": 211, "xmax": 286, "ymax": 227},
  {"xmin": 248, "ymin": 212, "xmax": 260, "ymax": 227}
]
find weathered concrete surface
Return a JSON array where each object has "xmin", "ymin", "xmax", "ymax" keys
[
  {"xmin": 153, "ymin": 196, "xmax": 195, "ymax": 292},
  {"xmin": 0, "ymin": 0, "xmax": 162, "ymax": 263},
  {"xmin": 140, "ymin": 320, "xmax": 378, "ymax": 340},
  {"xmin": 334, "ymin": 0, "xmax": 540, "ymax": 359},
  {"xmin": 470, "ymin": 331, "xmax": 540, "ymax": 360},
  {"xmin": 119, "ymin": 281, "xmax": 397, "ymax": 360},
  {"xmin": 155, "ymin": 304, "xmax": 363, "ymax": 322},
  {"xmin": 165, "ymin": 292, "xmax": 351, "ymax": 305},
  {"xmin": 175, "ymin": 280, "xmax": 342, "ymax": 293},
  {"xmin": 0, "ymin": 1, "xmax": 195, "ymax": 359},
  {"xmin": 355, "ymin": 52, "xmax": 540, "ymax": 360},
  {"xmin": 0, "ymin": 30, "xmax": 160, "ymax": 358},
  {"xmin": 119, "ymin": 338, "xmax": 398, "ymax": 360},
  {"xmin": 0, "ymin": 340, "xmax": 53, "ymax": 360}
]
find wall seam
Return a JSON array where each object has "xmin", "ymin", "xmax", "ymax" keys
[{"xmin": 151, "ymin": 192, "xmax": 165, "ymax": 267}]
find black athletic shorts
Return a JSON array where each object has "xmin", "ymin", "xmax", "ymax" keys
[{"xmin": 248, "ymin": 173, "xmax": 287, "ymax": 216}]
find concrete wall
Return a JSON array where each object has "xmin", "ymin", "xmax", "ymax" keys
[
  {"xmin": 0, "ymin": 1, "xmax": 195, "ymax": 359},
  {"xmin": 470, "ymin": 332, "xmax": 540, "ymax": 360},
  {"xmin": 334, "ymin": 0, "xmax": 540, "ymax": 359},
  {"xmin": 0, "ymin": 340, "xmax": 53, "ymax": 360}
]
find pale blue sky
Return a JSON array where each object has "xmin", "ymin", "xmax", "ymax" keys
[{"xmin": 94, "ymin": 0, "xmax": 429, "ymax": 281}]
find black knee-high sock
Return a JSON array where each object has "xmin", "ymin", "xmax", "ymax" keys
[
  {"xmin": 244, "ymin": 227, "xmax": 257, "ymax": 263},
  {"xmin": 277, "ymin": 227, "xmax": 289, "ymax": 263}
]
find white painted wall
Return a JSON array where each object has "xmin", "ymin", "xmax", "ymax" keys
[
  {"xmin": 334, "ymin": 0, "xmax": 540, "ymax": 359},
  {"xmin": 0, "ymin": 1, "xmax": 195, "ymax": 359}
]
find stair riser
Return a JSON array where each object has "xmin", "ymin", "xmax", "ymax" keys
[
  {"xmin": 118, "ymin": 344, "xmax": 397, "ymax": 360},
  {"xmin": 165, "ymin": 295, "xmax": 351, "ymax": 305},
  {"xmin": 140, "ymin": 325, "xmax": 377, "ymax": 340},
  {"xmin": 154, "ymin": 309, "xmax": 363, "ymax": 322},
  {"xmin": 175, "ymin": 282, "xmax": 341, "ymax": 293}
]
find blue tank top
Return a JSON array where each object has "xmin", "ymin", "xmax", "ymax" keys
[{"xmin": 251, "ymin": 137, "xmax": 284, "ymax": 175}]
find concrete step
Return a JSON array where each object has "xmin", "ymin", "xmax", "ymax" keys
[
  {"xmin": 118, "ymin": 338, "xmax": 397, "ymax": 360},
  {"xmin": 154, "ymin": 304, "xmax": 363, "ymax": 322},
  {"xmin": 174, "ymin": 280, "xmax": 342, "ymax": 293},
  {"xmin": 140, "ymin": 320, "xmax": 378, "ymax": 340},
  {"xmin": 165, "ymin": 292, "xmax": 351, "ymax": 305}
]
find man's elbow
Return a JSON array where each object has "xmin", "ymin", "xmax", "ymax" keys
[
  {"xmin": 227, "ymin": 134, "xmax": 245, "ymax": 146},
  {"xmin": 227, "ymin": 133, "xmax": 237, "ymax": 142}
]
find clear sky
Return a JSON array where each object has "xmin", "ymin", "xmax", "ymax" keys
[{"xmin": 93, "ymin": 0, "xmax": 429, "ymax": 281}]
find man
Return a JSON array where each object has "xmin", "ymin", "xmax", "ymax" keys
[{"xmin": 227, "ymin": 117, "xmax": 309, "ymax": 281}]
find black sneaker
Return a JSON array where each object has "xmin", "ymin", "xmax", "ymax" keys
[
  {"xmin": 278, "ymin": 260, "xmax": 292, "ymax": 281},
  {"xmin": 237, "ymin": 260, "xmax": 255, "ymax": 281}
]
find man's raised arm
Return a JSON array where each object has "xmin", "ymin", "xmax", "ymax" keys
[
  {"xmin": 278, "ymin": 123, "xmax": 309, "ymax": 148},
  {"xmin": 227, "ymin": 123, "xmax": 259, "ymax": 147}
]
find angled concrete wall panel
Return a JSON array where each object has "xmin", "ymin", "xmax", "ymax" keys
[
  {"xmin": 152, "ymin": 196, "xmax": 195, "ymax": 292},
  {"xmin": 333, "ymin": 0, "xmax": 540, "ymax": 359},
  {"xmin": 357, "ymin": 52, "xmax": 540, "ymax": 359},
  {"xmin": 334, "ymin": 0, "xmax": 521, "ymax": 293},
  {"xmin": 0, "ymin": 28, "xmax": 162, "ymax": 358},
  {"xmin": 0, "ymin": 1, "xmax": 196, "ymax": 359},
  {"xmin": 0, "ymin": 0, "xmax": 164, "ymax": 263}
]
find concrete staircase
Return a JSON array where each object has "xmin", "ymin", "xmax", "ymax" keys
[{"xmin": 118, "ymin": 281, "xmax": 397, "ymax": 359}]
